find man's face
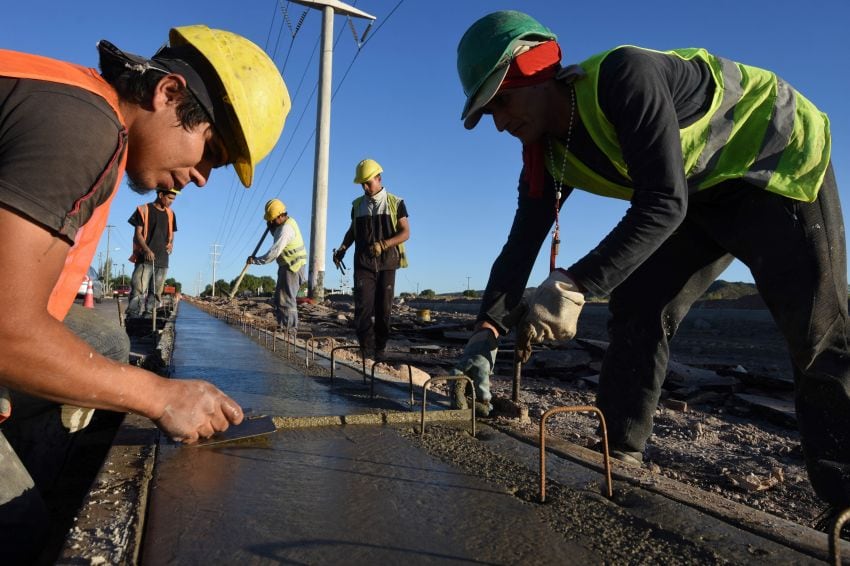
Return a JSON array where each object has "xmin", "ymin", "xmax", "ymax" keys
[
  {"xmin": 361, "ymin": 176, "xmax": 382, "ymax": 197},
  {"xmin": 481, "ymin": 84, "xmax": 549, "ymax": 144},
  {"xmin": 156, "ymin": 191, "xmax": 177, "ymax": 208},
  {"xmin": 125, "ymin": 75, "xmax": 229, "ymax": 194}
]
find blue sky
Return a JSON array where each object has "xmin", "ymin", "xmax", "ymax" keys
[{"xmin": 4, "ymin": 1, "xmax": 849, "ymax": 295}]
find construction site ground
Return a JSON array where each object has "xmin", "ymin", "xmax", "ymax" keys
[{"xmin": 44, "ymin": 294, "xmax": 850, "ymax": 564}]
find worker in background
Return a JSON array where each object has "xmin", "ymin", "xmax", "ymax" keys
[
  {"xmin": 453, "ymin": 10, "xmax": 848, "ymax": 526},
  {"xmin": 127, "ymin": 187, "xmax": 180, "ymax": 317},
  {"xmin": 333, "ymin": 159, "xmax": 410, "ymax": 359},
  {"xmin": 0, "ymin": 26, "xmax": 290, "ymax": 561},
  {"xmin": 249, "ymin": 199, "xmax": 307, "ymax": 330}
]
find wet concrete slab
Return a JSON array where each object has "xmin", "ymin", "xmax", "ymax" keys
[
  {"xmin": 138, "ymin": 303, "xmax": 838, "ymax": 565},
  {"xmin": 142, "ymin": 304, "xmax": 596, "ymax": 563},
  {"xmin": 143, "ymin": 426, "xmax": 596, "ymax": 564}
]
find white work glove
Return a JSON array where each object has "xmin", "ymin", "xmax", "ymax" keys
[
  {"xmin": 516, "ymin": 269, "xmax": 585, "ymax": 363},
  {"xmin": 0, "ymin": 386, "xmax": 10, "ymax": 424}
]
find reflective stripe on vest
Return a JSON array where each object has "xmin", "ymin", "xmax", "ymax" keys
[
  {"xmin": 0, "ymin": 50, "xmax": 128, "ymax": 320},
  {"xmin": 129, "ymin": 204, "xmax": 174, "ymax": 263},
  {"xmin": 351, "ymin": 192, "xmax": 408, "ymax": 268},
  {"xmin": 549, "ymin": 46, "xmax": 830, "ymax": 203},
  {"xmin": 277, "ymin": 217, "xmax": 307, "ymax": 272}
]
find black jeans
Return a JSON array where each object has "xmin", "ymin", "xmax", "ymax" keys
[
  {"xmin": 596, "ymin": 165, "xmax": 850, "ymax": 506},
  {"xmin": 353, "ymin": 268, "xmax": 396, "ymax": 353}
]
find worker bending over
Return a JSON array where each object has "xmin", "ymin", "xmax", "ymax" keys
[
  {"xmin": 333, "ymin": 159, "xmax": 410, "ymax": 359},
  {"xmin": 249, "ymin": 199, "xmax": 307, "ymax": 330},
  {"xmin": 0, "ymin": 25, "xmax": 290, "ymax": 561},
  {"xmin": 453, "ymin": 10, "xmax": 848, "ymax": 524}
]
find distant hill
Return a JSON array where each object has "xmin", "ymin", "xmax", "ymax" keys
[
  {"xmin": 425, "ymin": 280, "xmax": 759, "ymax": 302},
  {"xmin": 701, "ymin": 280, "xmax": 758, "ymax": 300}
]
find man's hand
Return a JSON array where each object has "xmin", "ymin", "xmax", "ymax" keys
[
  {"xmin": 451, "ymin": 327, "xmax": 498, "ymax": 408},
  {"xmin": 516, "ymin": 270, "xmax": 585, "ymax": 362},
  {"xmin": 369, "ymin": 240, "xmax": 387, "ymax": 257},
  {"xmin": 332, "ymin": 246, "xmax": 346, "ymax": 269},
  {"xmin": 247, "ymin": 255, "xmax": 257, "ymax": 265},
  {"xmin": 144, "ymin": 249, "xmax": 155, "ymax": 262},
  {"xmin": 152, "ymin": 380, "xmax": 244, "ymax": 444},
  {"xmin": 166, "ymin": 242, "xmax": 173, "ymax": 254}
]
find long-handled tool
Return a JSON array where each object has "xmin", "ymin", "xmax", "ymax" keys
[
  {"xmin": 228, "ymin": 226, "xmax": 271, "ymax": 299},
  {"xmin": 332, "ymin": 248, "xmax": 347, "ymax": 275}
]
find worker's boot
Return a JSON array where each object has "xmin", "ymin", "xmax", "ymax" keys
[{"xmin": 451, "ymin": 381, "xmax": 469, "ymax": 410}]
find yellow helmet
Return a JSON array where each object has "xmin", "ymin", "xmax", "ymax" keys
[
  {"xmin": 264, "ymin": 198, "xmax": 286, "ymax": 222},
  {"xmin": 353, "ymin": 159, "xmax": 383, "ymax": 184},
  {"xmin": 169, "ymin": 25, "xmax": 291, "ymax": 188}
]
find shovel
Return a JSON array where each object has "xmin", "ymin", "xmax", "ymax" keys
[{"xmin": 228, "ymin": 226, "xmax": 271, "ymax": 300}]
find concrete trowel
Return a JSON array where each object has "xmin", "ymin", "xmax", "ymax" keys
[{"xmin": 192, "ymin": 414, "xmax": 278, "ymax": 447}]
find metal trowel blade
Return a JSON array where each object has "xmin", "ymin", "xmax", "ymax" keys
[{"xmin": 192, "ymin": 416, "xmax": 277, "ymax": 447}]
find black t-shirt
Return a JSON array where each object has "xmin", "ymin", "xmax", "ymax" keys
[
  {"xmin": 0, "ymin": 77, "xmax": 124, "ymax": 244},
  {"xmin": 128, "ymin": 204, "xmax": 177, "ymax": 268}
]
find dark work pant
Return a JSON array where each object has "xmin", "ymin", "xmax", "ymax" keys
[
  {"xmin": 596, "ymin": 165, "xmax": 850, "ymax": 506},
  {"xmin": 274, "ymin": 264, "xmax": 305, "ymax": 329},
  {"xmin": 354, "ymin": 268, "xmax": 396, "ymax": 353},
  {"xmin": 0, "ymin": 303, "xmax": 131, "ymax": 562}
]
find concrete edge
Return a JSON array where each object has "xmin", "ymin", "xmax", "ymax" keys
[
  {"xmin": 271, "ymin": 408, "xmax": 474, "ymax": 429},
  {"xmin": 491, "ymin": 423, "xmax": 845, "ymax": 563}
]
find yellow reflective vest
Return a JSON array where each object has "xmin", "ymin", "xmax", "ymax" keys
[
  {"xmin": 278, "ymin": 217, "xmax": 307, "ymax": 272},
  {"xmin": 549, "ymin": 46, "xmax": 831, "ymax": 202}
]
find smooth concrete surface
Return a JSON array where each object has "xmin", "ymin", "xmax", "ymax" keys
[
  {"xmin": 141, "ymin": 304, "xmax": 595, "ymax": 564},
  {"xmin": 138, "ymin": 304, "xmax": 833, "ymax": 565}
]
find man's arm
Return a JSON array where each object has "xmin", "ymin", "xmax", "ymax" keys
[
  {"xmin": 383, "ymin": 216, "xmax": 410, "ymax": 248},
  {"xmin": 252, "ymin": 224, "xmax": 289, "ymax": 265},
  {"xmin": 0, "ymin": 207, "xmax": 242, "ymax": 442},
  {"xmin": 478, "ymin": 184, "xmax": 563, "ymax": 335},
  {"xmin": 134, "ymin": 224, "xmax": 155, "ymax": 262}
]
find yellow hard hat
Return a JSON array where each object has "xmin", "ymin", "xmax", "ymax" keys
[
  {"xmin": 264, "ymin": 198, "xmax": 286, "ymax": 222},
  {"xmin": 169, "ymin": 25, "xmax": 291, "ymax": 188},
  {"xmin": 354, "ymin": 159, "xmax": 383, "ymax": 184}
]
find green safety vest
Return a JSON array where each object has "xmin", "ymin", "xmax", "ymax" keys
[
  {"xmin": 277, "ymin": 217, "xmax": 307, "ymax": 272},
  {"xmin": 549, "ymin": 46, "xmax": 831, "ymax": 202},
  {"xmin": 352, "ymin": 192, "xmax": 408, "ymax": 268}
]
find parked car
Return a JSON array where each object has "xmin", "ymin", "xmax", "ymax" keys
[
  {"xmin": 113, "ymin": 284, "xmax": 131, "ymax": 297},
  {"xmin": 76, "ymin": 267, "xmax": 105, "ymax": 303}
]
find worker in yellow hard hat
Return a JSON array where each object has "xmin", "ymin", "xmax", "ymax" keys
[
  {"xmin": 248, "ymin": 199, "xmax": 307, "ymax": 330},
  {"xmin": 333, "ymin": 159, "xmax": 410, "ymax": 359},
  {"xmin": 0, "ymin": 26, "xmax": 290, "ymax": 560}
]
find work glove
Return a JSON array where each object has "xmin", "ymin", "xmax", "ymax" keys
[
  {"xmin": 369, "ymin": 240, "xmax": 387, "ymax": 258},
  {"xmin": 451, "ymin": 328, "xmax": 498, "ymax": 410},
  {"xmin": 0, "ymin": 386, "xmax": 10, "ymax": 424},
  {"xmin": 332, "ymin": 246, "xmax": 346, "ymax": 269},
  {"xmin": 516, "ymin": 269, "xmax": 585, "ymax": 363}
]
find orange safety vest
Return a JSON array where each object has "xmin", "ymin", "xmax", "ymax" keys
[
  {"xmin": 0, "ymin": 50, "xmax": 127, "ymax": 320},
  {"xmin": 129, "ymin": 204, "xmax": 175, "ymax": 263}
]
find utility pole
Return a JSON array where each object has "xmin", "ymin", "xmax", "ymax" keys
[
  {"xmin": 290, "ymin": 0, "xmax": 376, "ymax": 304},
  {"xmin": 210, "ymin": 244, "xmax": 222, "ymax": 297},
  {"xmin": 466, "ymin": 276, "xmax": 471, "ymax": 291},
  {"xmin": 196, "ymin": 272, "xmax": 203, "ymax": 297},
  {"xmin": 104, "ymin": 225, "xmax": 114, "ymax": 295}
]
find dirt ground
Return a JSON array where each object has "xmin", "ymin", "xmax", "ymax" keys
[{"xmin": 205, "ymin": 294, "xmax": 826, "ymax": 531}]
